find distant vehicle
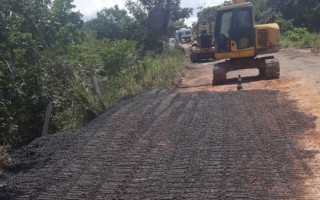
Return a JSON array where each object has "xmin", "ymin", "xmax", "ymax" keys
[{"xmin": 175, "ymin": 28, "xmax": 192, "ymax": 47}]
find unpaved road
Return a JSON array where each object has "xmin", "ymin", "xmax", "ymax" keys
[{"xmin": 1, "ymin": 49, "xmax": 320, "ymax": 199}]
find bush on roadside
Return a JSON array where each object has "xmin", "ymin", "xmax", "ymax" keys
[
  {"xmin": 97, "ymin": 48, "xmax": 185, "ymax": 111},
  {"xmin": 51, "ymin": 43, "xmax": 185, "ymax": 133},
  {"xmin": 0, "ymin": 3, "xmax": 185, "ymax": 148},
  {"xmin": 278, "ymin": 18, "xmax": 294, "ymax": 33},
  {"xmin": 0, "ymin": 0, "xmax": 186, "ymax": 150},
  {"xmin": 312, "ymin": 37, "xmax": 320, "ymax": 53},
  {"xmin": 281, "ymin": 27, "xmax": 319, "ymax": 49}
]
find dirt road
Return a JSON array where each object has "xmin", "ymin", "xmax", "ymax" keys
[{"xmin": 1, "ymin": 49, "xmax": 320, "ymax": 199}]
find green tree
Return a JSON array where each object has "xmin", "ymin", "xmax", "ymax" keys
[
  {"xmin": 98, "ymin": 39, "xmax": 138, "ymax": 75},
  {"xmin": 0, "ymin": 0, "xmax": 52, "ymax": 146},
  {"xmin": 168, "ymin": 0, "xmax": 193, "ymax": 36},
  {"xmin": 196, "ymin": 6, "xmax": 218, "ymax": 34},
  {"xmin": 125, "ymin": 0, "xmax": 192, "ymax": 52},
  {"xmin": 266, "ymin": 0, "xmax": 320, "ymax": 31},
  {"xmin": 94, "ymin": 5, "xmax": 134, "ymax": 40},
  {"xmin": 0, "ymin": 0, "xmax": 86, "ymax": 147},
  {"xmin": 50, "ymin": 0, "xmax": 85, "ymax": 48},
  {"xmin": 197, "ymin": 6, "xmax": 218, "ymax": 22}
]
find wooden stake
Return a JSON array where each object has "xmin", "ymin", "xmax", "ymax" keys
[
  {"xmin": 42, "ymin": 105, "xmax": 52, "ymax": 136},
  {"xmin": 92, "ymin": 76, "xmax": 106, "ymax": 111}
]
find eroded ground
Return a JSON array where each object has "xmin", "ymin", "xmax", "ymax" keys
[{"xmin": 1, "ymin": 49, "xmax": 320, "ymax": 199}]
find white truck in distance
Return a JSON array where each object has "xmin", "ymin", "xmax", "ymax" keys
[{"xmin": 175, "ymin": 28, "xmax": 192, "ymax": 48}]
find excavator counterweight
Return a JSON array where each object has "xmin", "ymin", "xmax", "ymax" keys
[{"xmin": 233, "ymin": 0, "xmax": 246, "ymax": 4}]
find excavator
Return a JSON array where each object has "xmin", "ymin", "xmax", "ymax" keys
[
  {"xmin": 190, "ymin": 21, "xmax": 215, "ymax": 63},
  {"xmin": 212, "ymin": 0, "xmax": 280, "ymax": 85},
  {"xmin": 147, "ymin": 0, "xmax": 280, "ymax": 85}
]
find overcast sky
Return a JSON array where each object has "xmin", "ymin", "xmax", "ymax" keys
[{"xmin": 73, "ymin": 0, "xmax": 225, "ymax": 26}]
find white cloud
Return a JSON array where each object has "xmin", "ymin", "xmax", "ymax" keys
[
  {"xmin": 73, "ymin": 0, "xmax": 225, "ymax": 23},
  {"xmin": 181, "ymin": 0, "xmax": 225, "ymax": 26},
  {"xmin": 185, "ymin": 16, "xmax": 197, "ymax": 27},
  {"xmin": 181, "ymin": 0, "xmax": 224, "ymax": 10},
  {"xmin": 199, "ymin": 0, "xmax": 225, "ymax": 8},
  {"xmin": 73, "ymin": 0, "xmax": 127, "ymax": 19}
]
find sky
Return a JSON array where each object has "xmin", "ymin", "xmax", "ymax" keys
[{"xmin": 73, "ymin": 0, "xmax": 225, "ymax": 26}]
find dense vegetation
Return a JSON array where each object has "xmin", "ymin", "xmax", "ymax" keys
[
  {"xmin": 0, "ymin": 0, "xmax": 190, "ymax": 148},
  {"xmin": 197, "ymin": 0, "xmax": 320, "ymax": 51}
]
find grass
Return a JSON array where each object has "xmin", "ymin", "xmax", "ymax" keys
[
  {"xmin": 99, "ymin": 48, "xmax": 185, "ymax": 108},
  {"xmin": 312, "ymin": 36, "xmax": 320, "ymax": 53},
  {"xmin": 53, "ymin": 48, "xmax": 185, "ymax": 131}
]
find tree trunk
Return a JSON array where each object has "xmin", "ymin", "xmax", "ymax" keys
[
  {"xmin": 163, "ymin": 0, "xmax": 172, "ymax": 36},
  {"xmin": 148, "ymin": 0, "xmax": 172, "ymax": 37}
]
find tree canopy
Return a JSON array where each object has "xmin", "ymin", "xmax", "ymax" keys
[
  {"xmin": 197, "ymin": 0, "xmax": 320, "ymax": 32},
  {"xmin": 126, "ymin": 0, "xmax": 193, "ymax": 37},
  {"xmin": 89, "ymin": 0, "xmax": 192, "ymax": 52},
  {"xmin": 0, "ymin": 0, "xmax": 85, "ymax": 146}
]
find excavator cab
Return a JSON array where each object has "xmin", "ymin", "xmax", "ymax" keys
[
  {"xmin": 197, "ymin": 21, "xmax": 213, "ymax": 49},
  {"xmin": 215, "ymin": 3, "xmax": 255, "ymax": 59}
]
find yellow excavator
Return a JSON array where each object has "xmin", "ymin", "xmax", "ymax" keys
[
  {"xmin": 190, "ymin": 21, "xmax": 215, "ymax": 63},
  {"xmin": 212, "ymin": 0, "xmax": 280, "ymax": 85}
]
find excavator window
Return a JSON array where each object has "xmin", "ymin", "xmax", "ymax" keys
[
  {"xmin": 234, "ymin": 9, "xmax": 253, "ymax": 49},
  {"xmin": 201, "ymin": 30, "xmax": 207, "ymax": 35},
  {"xmin": 220, "ymin": 12, "xmax": 233, "ymax": 38},
  {"xmin": 196, "ymin": 21, "xmax": 213, "ymax": 49},
  {"xmin": 217, "ymin": 11, "xmax": 233, "ymax": 52}
]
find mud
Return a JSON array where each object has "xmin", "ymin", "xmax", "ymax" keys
[{"xmin": 1, "ymin": 49, "xmax": 320, "ymax": 199}]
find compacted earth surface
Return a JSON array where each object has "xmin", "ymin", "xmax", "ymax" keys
[{"xmin": 1, "ymin": 49, "xmax": 320, "ymax": 199}]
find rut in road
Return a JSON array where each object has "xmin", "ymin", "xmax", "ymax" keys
[{"xmin": 1, "ymin": 89, "xmax": 318, "ymax": 199}]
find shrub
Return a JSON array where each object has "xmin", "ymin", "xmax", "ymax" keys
[
  {"xmin": 99, "ymin": 39, "xmax": 138, "ymax": 75},
  {"xmin": 0, "ymin": 36, "xmax": 185, "ymax": 148},
  {"xmin": 97, "ymin": 48, "xmax": 185, "ymax": 108},
  {"xmin": 281, "ymin": 27, "xmax": 317, "ymax": 49},
  {"xmin": 284, "ymin": 27, "xmax": 309, "ymax": 42},
  {"xmin": 278, "ymin": 18, "xmax": 294, "ymax": 33},
  {"xmin": 312, "ymin": 35, "xmax": 320, "ymax": 53}
]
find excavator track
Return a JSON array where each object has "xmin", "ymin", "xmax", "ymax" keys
[
  {"xmin": 260, "ymin": 58, "xmax": 280, "ymax": 79},
  {"xmin": 190, "ymin": 51, "xmax": 199, "ymax": 63},
  {"xmin": 212, "ymin": 56, "xmax": 280, "ymax": 86},
  {"xmin": 212, "ymin": 63, "xmax": 227, "ymax": 85}
]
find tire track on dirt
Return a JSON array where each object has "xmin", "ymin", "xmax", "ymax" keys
[
  {"xmin": 38, "ymin": 89, "xmax": 175, "ymax": 199},
  {"xmin": 92, "ymin": 92, "xmax": 183, "ymax": 199},
  {"xmin": 1, "ymin": 88, "xmax": 319, "ymax": 199}
]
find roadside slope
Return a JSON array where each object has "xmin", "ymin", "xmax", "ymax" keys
[{"xmin": 1, "ymin": 87, "xmax": 318, "ymax": 199}]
